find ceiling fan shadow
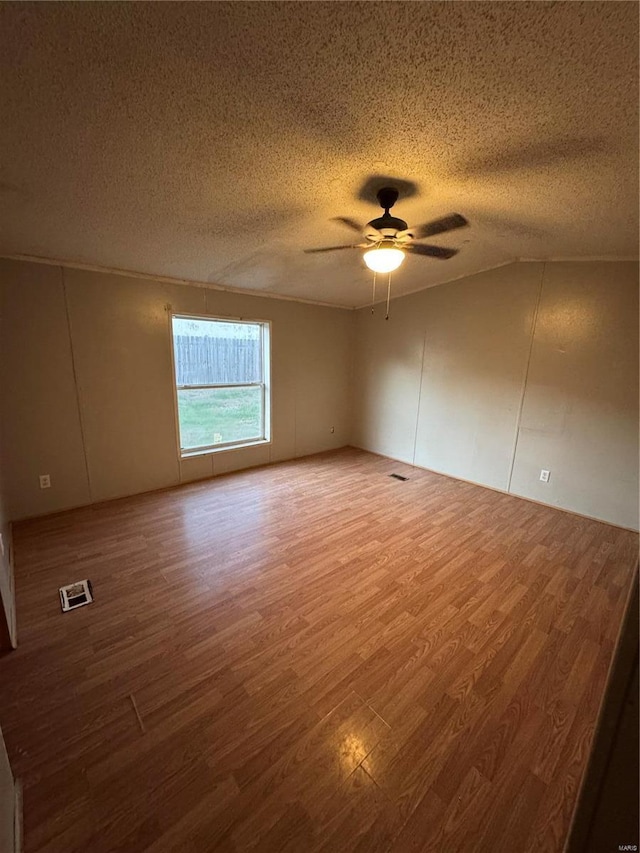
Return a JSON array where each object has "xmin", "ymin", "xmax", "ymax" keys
[
  {"xmin": 0, "ymin": 180, "xmax": 31, "ymax": 200},
  {"xmin": 458, "ymin": 136, "xmax": 609, "ymax": 178},
  {"xmin": 357, "ymin": 174, "xmax": 419, "ymax": 205},
  {"xmin": 207, "ymin": 240, "xmax": 312, "ymax": 288},
  {"xmin": 199, "ymin": 204, "xmax": 306, "ymax": 238},
  {"xmin": 470, "ymin": 210, "xmax": 549, "ymax": 241}
]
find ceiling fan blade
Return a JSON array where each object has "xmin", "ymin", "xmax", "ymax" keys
[
  {"xmin": 406, "ymin": 244, "xmax": 458, "ymax": 260},
  {"xmin": 331, "ymin": 216, "xmax": 364, "ymax": 234},
  {"xmin": 400, "ymin": 213, "xmax": 468, "ymax": 240},
  {"xmin": 304, "ymin": 244, "xmax": 359, "ymax": 254},
  {"xmin": 332, "ymin": 216, "xmax": 384, "ymax": 240}
]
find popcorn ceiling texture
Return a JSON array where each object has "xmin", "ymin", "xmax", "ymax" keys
[{"xmin": 0, "ymin": 2, "xmax": 637, "ymax": 308}]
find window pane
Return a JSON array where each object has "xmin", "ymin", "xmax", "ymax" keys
[
  {"xmin": 177, "ymin": 386, "xmax": 263, "ymax": 449},
  {"xmin": 173, "ymin": 318, "xmax": 261, "ymax": 385}
]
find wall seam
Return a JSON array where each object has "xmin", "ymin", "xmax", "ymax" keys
[
  {"xmin": 506, "ymin": 262, "xmax": 546, "ymax": 493},
  {"xmin": 412, "ymin": 319, "xmax": 429, "ymax": 466},
  {"xmin": 347, "ymin": 311, "xmax": 356, "ymax": 447},
  {"xmin": 61, "ymin": 266, "xmax": 93, "ymax": 502},
  {"xmin": 293, "ymin": 325, "xmax": 298, "ymax": 458}
]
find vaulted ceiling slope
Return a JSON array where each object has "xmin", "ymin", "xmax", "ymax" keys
[{"xmin": 0, "ymin": 2, "xmax": 637, "ymax": 308}]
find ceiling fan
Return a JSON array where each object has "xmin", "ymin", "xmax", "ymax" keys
[{"xmin": 304, "ymin": 187, "xmax": 469, "ymax": 273}]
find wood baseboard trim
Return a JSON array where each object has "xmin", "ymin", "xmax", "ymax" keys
[
  {"xmin": 11, "ymin": 446, "xmax": 352, "ymax": 526},
  {"xmin": 349, "ymin": 444, "xmax": 639, "ymax": 533}
]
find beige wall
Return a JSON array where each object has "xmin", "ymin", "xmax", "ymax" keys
[
  {"xmin": 509, "ymin": 262, "xmax": 639, "ymax": 526},
  {"xmin": 1, "ymin": 263, "xmax": 91, "ymax": 520},
  {"xmin": 2, "ymin": 258, "xmax": 638, "ymax": 531},
  {"xmin": 353, "ymin": 261, "xmax": 639, "ymax": 530},
  {"xmin": 0, "ymin": 259, "xmax": 352, "ymax": 519}
]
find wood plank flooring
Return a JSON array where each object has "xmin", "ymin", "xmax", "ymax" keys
[{"xmin": 0, "ymin": 447, "xmax": 637, "ymax": 852}]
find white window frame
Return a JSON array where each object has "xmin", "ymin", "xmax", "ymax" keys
[{"xmin": 170, "ymin": 312, "xmax": 271, "ymax": 457}]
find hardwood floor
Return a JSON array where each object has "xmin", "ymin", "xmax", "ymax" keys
[{"xmin": 0, "ymin": 448, "xmax": 637, "ymax": 852}]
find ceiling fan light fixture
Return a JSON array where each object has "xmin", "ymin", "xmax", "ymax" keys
[{"xmin": 363, "ymin": 241, "xmax": 405, "ymax": 273}]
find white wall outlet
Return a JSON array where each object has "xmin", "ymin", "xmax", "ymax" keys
[
  {"xmin": 39, "ymin": 474, "xmax": 51, "ymax": 489},
  {"xmin": 539, "ymin": 469, "xmax": 550, "ymax": 483}
]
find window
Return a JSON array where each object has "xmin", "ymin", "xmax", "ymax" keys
[{"xmin": 171, "ymin": 315, "xmax": 270, "ymax": 455}]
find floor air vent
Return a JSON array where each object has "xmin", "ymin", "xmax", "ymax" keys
[
  {"xmin": 59, "ymin": 580, "xmax": 93, "ymax": 612},
  {"xmin": 390, "ymin": 473, "xmax": 409, "ymax": 481}
]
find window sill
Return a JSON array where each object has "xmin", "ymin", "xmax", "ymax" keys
[{"xmin": 180, "ymin": 438, "xmax": 271, "ymax": 459}]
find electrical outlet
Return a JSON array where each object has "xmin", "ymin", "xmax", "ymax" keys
[
  {"xmin": 539, "ymin": 469, "xmax": 550, "ymax": 483},
  {"xmin": 330, "ymin": 426, "xmax": 335, "ymax": 433},
  {"xmin": 39, "ymin": 474, "xmax": 51, "ymax": 489}
]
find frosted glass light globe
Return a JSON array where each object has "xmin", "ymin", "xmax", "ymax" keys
[{"xmin": 363, "ymin": 243, "xmax": 405, "ymax": 273}]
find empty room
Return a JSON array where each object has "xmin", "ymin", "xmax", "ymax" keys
[{"xmin": 0, "ymin": 3, "xmax": 638, "ymax": 852}]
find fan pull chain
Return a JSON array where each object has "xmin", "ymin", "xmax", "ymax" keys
[
  {"xmin": 371, "ymin": 271, "xmax": 377, "ymax": 313},
  {"xmin": 385, "ymin": 272, "xmax": 392, "ymax": 320}
]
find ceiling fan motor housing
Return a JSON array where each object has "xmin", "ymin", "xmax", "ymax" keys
[
  {"xmin": 368, "ymin": 187, "xmax": 408, "ymax": 235},
  {"xmin": 368, "ymin": 214, "xmax": 408, "ymax": 235},
  {"xmin": 376, "ymin": 187, "xmax": 399, "ymax": 210}
]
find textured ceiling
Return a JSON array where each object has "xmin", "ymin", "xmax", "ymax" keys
[{"xmin": 0, "ymin": 2, "xmax": 638, "ymax": 308}]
